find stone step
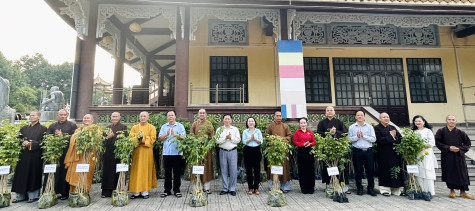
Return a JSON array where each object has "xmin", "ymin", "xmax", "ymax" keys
[{"xmin": 435, "ymin": 172, "xmax": 475, "ymax": 182}]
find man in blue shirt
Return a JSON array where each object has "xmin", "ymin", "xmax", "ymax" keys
[
  {"xmin": 158, "ymin": 110, "xmax": 186, "ymax": 198},
  {"xmin": 348, "ymin": 111, "xmax": 377, "ymax": 196}
]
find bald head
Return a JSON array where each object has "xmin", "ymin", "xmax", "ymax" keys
[
  {"xmin": 379, "ymin": 112, "xmax": 390, "ymax": 126},
  {"xmin": 82, "ymin": 114, "xmax": 94, "ymax": 125},
  {"xmin": 325, "ymin": 106, "xmax": 335, "ymax": 119}
]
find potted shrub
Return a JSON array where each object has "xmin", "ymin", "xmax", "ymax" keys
[
  {"xmin": 0, "ymin": 121, "xmax": 23, "ymax": 208},
  {"xmin": 174, "ymin": 124, "xmax": 216, "ymax": 207},
  {"xmin": 394, "ymin": 128, "xmax": 429, "ymax": 200},
  {"xmin": 311, "ymin": 132, "xmax": 351, "ymax": 203},
  {"xmin": 69, "ymin": 124, "xmax": 104, "ymax": 207},
  {"xmin": 263, "ymin": 135, "xmax": 292, "ymax": 207},
  {"xmin": 111, "ymin": 131, "xmax": 137, "ymax": 207},
  {"xmin": 38, "ymin": 133, "xmax": 70, "ymax": 209}
]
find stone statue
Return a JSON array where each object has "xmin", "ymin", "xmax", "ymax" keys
[
  {"xmin": 41, "ymin": 86, "xmax": 65, "ymax": 111},
  {"xmin": 0, "ymin": 77, "xmax": 15, "ymax": 123}
]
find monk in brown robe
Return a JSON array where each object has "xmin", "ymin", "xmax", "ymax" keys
[
  {"xmin": 435, "ymin": 115, "xmax": 473, "ymax": 200},
  {"xmin": 265, "ymin": 111, "xmax": 292, "ymax": 192},
  {"xmin": 190, "ymin": 109, "xmax": 215, "ymax": 194},
  {"xmin": 64, "ymin": 114, "xmax": 99, "ymax": 193}
]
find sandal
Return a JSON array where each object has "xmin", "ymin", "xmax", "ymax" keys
[
  {"xmin": 282, "ymin": 190, "xmax": 289, "ymax": 193},
  {"xmin": 248, "ymin": 189, "xmax": 253, "ymax": 195},
  {"xmin": 255, "ymin": 189, "xmax": 260, "ymax": 195},
  {"xmin": 160, "ymin": 192, "xmax": 171, "ymax": 198},
  {"xmin": 12, "ymin": 199, "xmax": 27, "ymax": 203},
  {"xmin": 206, "ymin": 190, "xmax": 212, "ymax": 194},
  {"xmin": 382, "ymin": 193, "xmax": 390, "ymax": 197},
  {"xmin": 345, "ymin": 191, "xmax": 351, "ymax": 194},
  {"xmin": 130, "ymin": 195, "xmax": 139, "ymax": 199},
  {"xmin": 175, "ymin": 192, "xmax": 182, "ymax": 198},
  {"xmin": 143, "ymin": 195, "xmax": 149, "ymax": 199}
]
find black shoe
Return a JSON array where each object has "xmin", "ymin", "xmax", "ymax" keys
[
  {"xmin": 230, "ymin": 191, "xmax": 236, "ymax": 196},
  {"xmin": 219, "ymin": 191, "xmax": 228, "ymax": 195},
  {"xmin": 357, "ymin": 189, "xmax": 364, "ymax": 196},
  {"xmin": 368, "ymin": 189, "xmax": 377, "ymax": 196}
]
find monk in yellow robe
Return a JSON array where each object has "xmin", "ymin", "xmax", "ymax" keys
[
  {"xmin": 64, "ymin": 114, "xmax": 98, "ymax": 193},
  {"xmin": 129, "ymin": 111, "xmax": 157, "ymax": 199}
]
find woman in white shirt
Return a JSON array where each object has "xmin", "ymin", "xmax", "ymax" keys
[
  {"xmin": 242, "ymin": 117, "xmax": 263, "ymax": 195},
  {"xmin": 412, "ymin": 115, "xmax": 438, "ymax": 201}
]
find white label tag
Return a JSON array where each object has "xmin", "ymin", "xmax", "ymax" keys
[
  {"xmin": 406, "ymin": 165, "xmax": 419, "ymax": 174},
  {"xmin": 44, "ymin": 164, "xmax": 57, "ymax": 173},
  {"xmin": 116, "ymin": 164, "xmax": 129, "ymax": 172},
  {"xmin": 75, "ymin": 164, "xmax": 90, "ymax": 173},
  {"xmin": 0, "ymin": 166, "xmax": 10, "ymax": 175},
  {"xmin": 271, "ymin": 165, "xmax": 283, "ymax": 175},
  {"xmin": 327, "ymin": 167, "xmax": 340, "ymax": 176},
  {"xmin": 192, "ymin": 165, "xmax": 205, "ymax": 175}
]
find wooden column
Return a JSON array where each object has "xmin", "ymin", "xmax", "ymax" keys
[
  {"xmin": 74, "ymin": 2, "xmax": 98, "ymax": 121},
  {"xmin": 174, "ymin": 7, "xmax": 190, "ymax": 118},
  {"xmin": 280, "ymin": 9, "xmax": 289, "ymax": 40},
  {"xmin": 112, "ymin": 31, "xmax": 126, "ymax": 104},
  {"xmin": 141, "ymin": 56, "xmax": 151, "ymax": 104}
]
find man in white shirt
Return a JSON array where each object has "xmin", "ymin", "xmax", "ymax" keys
[
  {"xmin": 216, "ymin": 114, "xmax": 241, "ymax": 196},
  {"xmin": 348, "ymin": 111, "xmax": 377, "ymax": 196}
]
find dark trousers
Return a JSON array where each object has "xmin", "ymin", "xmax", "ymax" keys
[
  {"xmin": 353, "ymin": 147, "xmax": 375, "ymax": 190},
  {"xmin": 243, "ymin": 146, "xmax": 262, "ymax": 190},
  {"xmin": 164, "ymin": 155, "xmax": 183, "ymax": 193},
  {"xmin": 297, "ymin": 147, "xmax": 315, "ymax": 194}
]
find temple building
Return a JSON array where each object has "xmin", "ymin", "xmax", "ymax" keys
[{"xmin": 45, "ymin": 0, "xmax": 475, "ymax": 125}]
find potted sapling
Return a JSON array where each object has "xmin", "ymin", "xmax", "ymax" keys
[
  {"xmin": 38, "ymin": 133, "xmax": 70, "ymax": 209},
  {"xmin": 263, "ymin": 135, "xmax": 292, "ymax": 207},
  {"xmin": 69, "ymin": 124, "xmax": 104, "ymax": 207},
  {"xmin": 394, "ymin": 128, "xmax": 429, "ymax": 200},
  {"xmin": 175, "ymin": 124, "xmax": 216, "ymax": 207},
  {"xmin": 311, "ymin": 132, "xmax": 351, "ymax": 203},
  {"xmin": 111, "ymin": 131, "xmax": 137, "ymax": 207},
  {"xmin": 0, "ymin": 121, "xmax": 23, "ymax": 208}
]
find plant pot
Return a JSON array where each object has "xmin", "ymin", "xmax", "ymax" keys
[
  {"xmin": 325, "ymin": 186, "xmax": 335, "ymax": 198},
  {"xmin": 414, "ymin": 192, "xmax": 423, "ymax": 200},
  {"xmin": 407, "ymin": 191, "xmax": 415, "ymax": 200},
  {"xmin": 111, "ymin": 190, "xmax": 128, "ymax": 207},
  {"xmin": 422, "ymin": 192, "xmax": 431, "ymax": 201},
  {"xmin": 189, "ymin": 191, "xmax": 208, "ymax": 207},
  {"xmin": 0, "ymin": 193, "xmax": 11, "ymax": 208},
  {"xmin": 38, "ymin": 192, "xmax": 58, "ymax": 209},
  {"xmin": 267, "ymin": 190, "xmax": 287, "ymax": 207},
  {"xmin": 69, "ymin": 192, "xmax": 90, "ymax": 207}
]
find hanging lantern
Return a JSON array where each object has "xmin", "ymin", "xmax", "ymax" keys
[
  {"xmin": 102, "ymin": 36, "xmax": 113, "ymax": 44},
  {"xmin": 125, "ymin": 51, "xmax": 134, "ymax": 60},
  {"xmin": 129, "ymin": 22, "xmax": 142, "ymax": 33}
]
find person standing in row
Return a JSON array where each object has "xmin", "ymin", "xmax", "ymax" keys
[
  {"xmin": 216, "ymin": 114, "xmax": 241, "ymax": 196},
  {"xmin": 348, "ymin": 111, "xmax": 377, "ymax": 196},
  {"xmin": 435, "ymin": 115, "xmax": 473, "ymax": 200},
  {"xmin": 129, "ymin": 111, "xmax": 157, "ymax": 199},
  {"xmin": 159, "ymin": 110, "xmax": 186, "ymax": 198},
  {"xmin": 265, "ymin": 111, "xmax": 292, "ymax": 193},
  {"xmin": 64, "ymin": 114, "xmax": 100, "ymax": 193},
  {"xmin": 101, "ymin": 112, "xmax": 127, "ymax": 198},
  {"xmin": 242, "ymin": 117, "xmax": 263, "ymax": 195},
  {"xmin": 374, "ymin": 112, "xmax": 404, "ymax": 197},
  {"xmin": 316, "ymin": 106, "xmax": 349, "ymax": 194},
  {"xmin": 190, "ymin": 109, "xmax": 215, "ymax": 194},
  {"xmin": 412, "ymin": 115, "xmax": 438, "ymax": 200},
  {"xmin": 293, "ymin": 117, "xmax": 316, "ymax": 194},
  {"xmin": 12, "ymin": 111, "xmax": 47, "ymax": 203},
  {"xmin": 45, "ymin": 109, "xmax": 77, "ymax": 200}
]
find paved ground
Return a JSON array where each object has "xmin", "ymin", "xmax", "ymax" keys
[{"xmin": 4, "ymin": 179, "xmax": 475, "ymax": 210}]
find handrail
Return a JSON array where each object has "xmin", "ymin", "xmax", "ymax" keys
[{"xmin": 189, "ymin": 83, "xmax": 245, "ymax": 105}]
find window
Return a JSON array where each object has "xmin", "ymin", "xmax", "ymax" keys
[
  {"xmin": 407, "ymin": 58, "xmax": 446, "ymax": 103},
  {"xmin": 210, "ymin": 56, "xmax": 248, "ymax": 103},
  {"xmin": 304, "ymin": 57, "xmax": 331, "ymax": 103}
]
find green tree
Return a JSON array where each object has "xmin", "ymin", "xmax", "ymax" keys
[
  {"xmin": 10, "ymin": 86, "xmax": 40, "ymax": 113},
  {"xmin": 0, "ymin": 52, "xmax": 27, "ymax": 94}
]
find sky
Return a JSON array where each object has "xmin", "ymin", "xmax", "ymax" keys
[{"xmin": 0, "ymin": 0, "xmax": 141, "ymax": 87}]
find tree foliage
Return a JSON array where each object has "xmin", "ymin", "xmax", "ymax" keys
[
  {"xmin": 114, "ymin": 131, "xmax": 137, "ymax": 166},
  {"xmin": 41, "ymin": 133, "xmax": 70, "ymax": 164},
  {"xmin": 0, "ymin": 120, "xmax": 24, "ymax": 194}
]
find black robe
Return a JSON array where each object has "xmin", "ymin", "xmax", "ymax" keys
[
  {"xmin": 46, "ymin": 120, "xmax": 77, "ymax": 196},
  {"xmin": 374, "ymin": 124, "xmax": 404, "ymax": 188},
  {"xmin": 435, "ymin": 127, "xmax": 471, "ymax": 189},
  {"xmin": 316, "ymin": 118, "xmax": 349, "ymax": 184},
  {"xmin": 12, "ymin": 123, "xmax": 47, "ymax": 194},
  {"xmin": 101, "ymin": 122, "xmax": 128, "ymax": 191}
]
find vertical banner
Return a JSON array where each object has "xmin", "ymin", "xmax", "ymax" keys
[{"xmin": 278, "ymin": 40, "xmax": 307, "ymax": 118}]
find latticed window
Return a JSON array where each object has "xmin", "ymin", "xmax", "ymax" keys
[
  {"xmin": 304, "ymin": 57, "xmax": 331, "ymax": 103},
  {"xmin": 407, "ymin": 58, "xmax": 446, "ymax": 103},
  {"xmin": 209, "ymin": 56, "xmax": 248, "ymax": 103}
]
